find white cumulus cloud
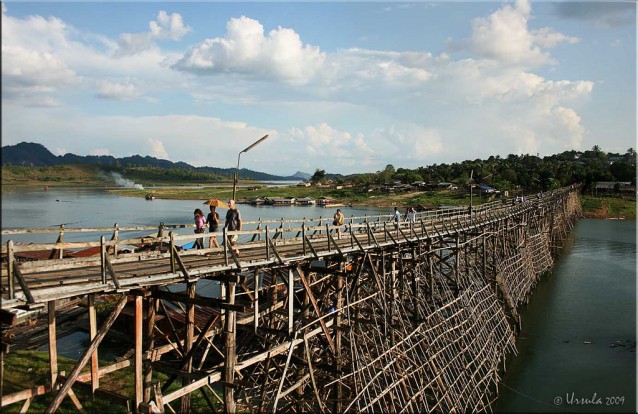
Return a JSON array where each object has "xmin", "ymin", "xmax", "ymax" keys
[
  {"xmin": 174, "ymin": 16, "xmax": 325, "ymax": 85},
  {"xmin": 148, "ymin": 138, "xmax": 170, "ymax": 159},
  {"xmin": 115, "ymin": 10, "xmax": 191, "ymax": 56},
  {"xmin": 96, "ymin": 80, "xmax": 141, "ymax": 101},
  {"xmin": 463, "ymin": 0, "xmax": 577, "ymax": 68}
]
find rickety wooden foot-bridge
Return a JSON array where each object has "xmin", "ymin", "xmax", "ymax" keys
[{"xmin": 0, "ymin": 186, "xmax": 582, "ymax": 413}]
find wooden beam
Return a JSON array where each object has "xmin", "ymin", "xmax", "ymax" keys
[
  {"xmin": 104, "ymin": 256, "xmax": 122, "ymax": 289},
  {"xmin": 153, "ymin": 290, "xmax": 247, "ymax": 312},
  {"xmin": 144, "ymin": 296, "xmax": 157, "ymax": 404},
  {"xmin": 223, "ymin": 280, "xmax": 237, "ymax": 413},
  {"xmin": 135, "ymin": 295, "xmax": 144, "ymax": 412},
  {"xmin": 296, "ymin": 265, "xmax": 336, "ymax": 355},
  {"xmin": 12, "ymin": 266, "xmax": 34, "ymax": 304},
  {"xmin": 88, "ymin": 294, "xmax": 99, "ymax": 394},
  {"xmin": 180, "ymin": 283, "xmax": 196, "ymax": 413},
  {"xmin": 47, "ymin": 300, "xmax": 58, "ymax": 388}
]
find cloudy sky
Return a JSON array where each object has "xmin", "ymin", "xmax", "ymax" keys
[{"xmin": 2, "ymin": 1, "xmax": 635, "ymax": 176}]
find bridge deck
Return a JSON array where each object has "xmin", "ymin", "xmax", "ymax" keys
[{"xmin": 1, "ymin": 192, "xmax": 563, "ymax": 310}]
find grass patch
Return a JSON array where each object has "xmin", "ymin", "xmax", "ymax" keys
[
  {"xmin": 2, "ymin": 350, "xmax": 222, "ymax": 413},
  {"xmin": 581, "ymin": 196, "xmax": 636, "ymax": 219}
]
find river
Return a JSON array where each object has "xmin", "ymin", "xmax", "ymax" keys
[
  {"xmin": 493, "ymin": 218, "xmax": 636, "ymax": 413},
  {"xmin": 0, "ymin": 186, "xmax": 387, "ymax": 245},
  {"xmin": 2, "ymin": 188, "xmax": 636, "ymax": 411}
]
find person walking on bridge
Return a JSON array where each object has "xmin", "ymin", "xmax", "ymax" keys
[
  {"xmin": 333, "ymin": 208, "xmax": 345, "ymax": 239},
  {"xmin": 193, "ymin": 208, "xmax": 206, "ymax": 249},
  {"xmin": 392, "ymin": 206, "xmax": 401, "ymax": 236},
  {"xmin": 225, "ymin": 199, "xmax": 242, "ymax": 256},
  {"xmin": 206, "ymin": 205, "xmax": 221, "ymax": 249}
]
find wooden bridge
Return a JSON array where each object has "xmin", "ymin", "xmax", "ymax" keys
[{"xmin": 0, "ymin": 186, "xmax": 582, "ymax": 413}]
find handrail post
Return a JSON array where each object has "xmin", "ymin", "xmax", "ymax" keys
[
  {"xmin": 111, "ymin": 223, "xmax": 119, "ymax": 258},
  {"xmin": 7, "ymin": 240, "xmax": 14, "ymax": 299},
  {"xmin": 349, "ymin": 223, "xmax": 354, "ymax": 248},
  {"xmin": 157, "ymin": 222, "xmax": 165, "ymax": 253},
  {"xmin": 169, "ymin": 232, "xmax": 176, "ymax": 273},
  {"xmin": 100, "ymin": 236, "xmax": 107, "ymax": 284},
  {"xmin": 223, "ymin": 227, "xmax": 229, "ymax": 266},
  {"xmin": 326, "ymin": 224, "xmax": 331, "ymax": 251},
  {"xmin": 57, "ymin": 224, "xmax": 64, "ymax": 259},
  {"xmin": 302, "ymin": 223, "xmax": 306, "ymax": 256},
  {"xmin": 265, "ymin": 226, "xmax": 270, "ymax": 260}
]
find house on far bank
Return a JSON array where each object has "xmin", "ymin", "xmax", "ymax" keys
[
  {"xmin": 296, "ymin": 197, "xmax": 316, "ymax": 205},
  {"xmin": 477, "ymin": 184, "xmax": 499, "ymax": 194},
  {"xmin": 269, "ymin": 197, "xmax": 296, "ymax": 206},
  {"xmin": 594, "ymin": 181, "xmax": 635, "ymax": 194},
  {"xmin": 317, "ymin": 196, "xmax": 337, "ymax": 206}
]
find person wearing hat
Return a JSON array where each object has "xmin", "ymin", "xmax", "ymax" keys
[{"xmin": 206, "ymin": 205, "xmax": 221, "ymax": 248}]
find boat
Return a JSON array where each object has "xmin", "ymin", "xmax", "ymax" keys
[{"xmin": 145, "ymin": 194, "xmax": 156, "ymax": 200}]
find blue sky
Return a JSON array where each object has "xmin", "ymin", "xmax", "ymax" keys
[{"xmin": 2, "ymin": 1, "xmax": 635, "ymax": 176}]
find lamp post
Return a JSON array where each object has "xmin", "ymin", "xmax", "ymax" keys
[
  {"xmin": 232, "ymin": 134, "xmax": 270, "ymax": 201},
  {"xmin": 469, "ymin": 170, "xmax": 474, "ymax": 221}
]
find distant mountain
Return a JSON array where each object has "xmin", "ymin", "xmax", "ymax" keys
[
  {"xmin": 291, "ymin": 171, "xmax": 312, "ymax": 180},
  {"xmin": 1, "ymin": 142, "xmax": 58, "ymax": 166},
  {"xmin": 1, "ymin": 142, "xmax": 303, "ymax": 181}
]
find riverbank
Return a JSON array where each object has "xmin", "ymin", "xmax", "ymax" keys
[
  {"xmin": 2, "ymin": 179, "xmax": 635, "ymax": 218},
  {"xmin": 580, "ymin": 196, "xmax": 636, "ymax": 219}
]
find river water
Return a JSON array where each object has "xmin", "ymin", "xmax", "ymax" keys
[
  {"xmin": 494, "ymin": 218, "xmax": 636, "ymax": 413},
  {"xmin": 2, "ymin": 188, "xmax": 636, "ymax": 410},
  {"xmin": 0, "ymin": 186, "xmax": 387, "ymax": 245}
]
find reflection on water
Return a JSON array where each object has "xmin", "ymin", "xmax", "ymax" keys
[{"xmin": 494, "ymin": 219, "xmax": 636, "ymax": 413}]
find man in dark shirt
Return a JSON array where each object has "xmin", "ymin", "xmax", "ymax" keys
[{"xmin": 225, "ymin": 199, "xmax": 242, "ymax": 256}]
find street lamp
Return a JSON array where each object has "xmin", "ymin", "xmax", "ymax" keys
[
  {"xmin": 232, "ymin": 134, "xmax": 270, "ymax": 201},
  {"xmin": 469, "ymin": 170, "xmax": 474, "ymax": 221}
]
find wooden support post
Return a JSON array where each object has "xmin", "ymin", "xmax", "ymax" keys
[
  {"xmin": 45, "ymin": 294, "xmax": 127, "ymax": 414},
  {"xmin": 223, "ymin": 279, "xmax": 237, "ymax": 413},
  {"xmin": 144, "ymin": 295, "xmax": 156, "ymax": 404},
  {"xmin": 288, "ymin": 268, "xmax": 294, "ymax": 335},
  {"xmin": 181, "ymin": 283, "xmax": 196, "ymax": 413},
  {"xmin": 297, "ymin": 278, "xmax": 311, "ymax": 407},
  {"xmin": 455, "ymin": 234, "xmax": 460, "ymax": 288},
  {"xmin": 390, "ymin": 258, "xmax": 396, "ymax": 346},
  {"xmin": 88, "ymin": 294, "xmax": 99, "ymax": 396},
  {"xmin": 254, "ymin": 269, "xmax": 259, "ymax": 334},
  {"xmin": 335, "ymin": 266, "xmax": 344, "ymax": 414},
  {"xmin": 135, "ymin": 295, "xmax": 143, "ymax": 412},
  {"xmin": 7, "ymin": 241, "xmax": 14, "ymax": 299},
  {"xmin": 48, "ymin": 300, "xmax": 58, "ymax": 387}
]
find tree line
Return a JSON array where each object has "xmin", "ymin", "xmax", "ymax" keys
[{"xmin": 312, "ymin": 147, "xmax": 636, "ymax": 193}]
